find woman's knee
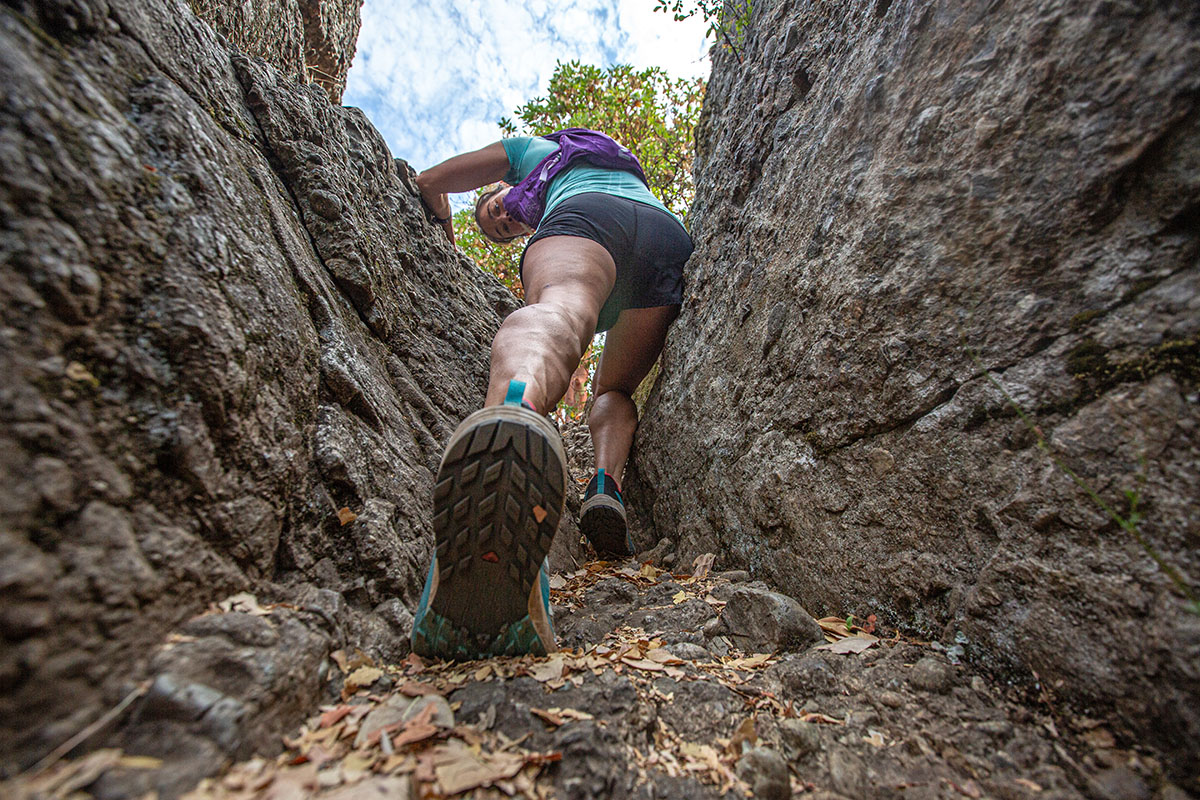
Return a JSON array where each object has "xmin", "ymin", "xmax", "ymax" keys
[
  {"xmin": 500, "ymin": 302, "xmax": 594, "ymax": 356},
  {"xmin": 591, "ymin": 384, "xmax": 632, "ymax": 405},
  {"xmin": 588, "ymin": 388, "xmax": 636, "ymax": 426}
]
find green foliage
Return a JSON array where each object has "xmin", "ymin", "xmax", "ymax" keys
[
  {"xmin": 553, "ymin": 338, "xmax": 604, "ymax": 425},
  {"xmin": 497, "ymin": 61, "xmax": 704, "ymax": 218},
  {"xmin": 653, "ymin": 0, "xmax": 753, "ymax": 62}
]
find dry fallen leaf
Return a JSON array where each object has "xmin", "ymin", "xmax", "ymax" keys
[
  {"xmin": 815, "ymin": 634, "xmax": 879, "ymax": 655},
  {"xmin": 817, "ymin": 616, "xmax": 853, "ymax": 639},
  {"xmin": 401, "ymin": 652, "xmax": 425, "ymax": 674},
  {"xmin": 529, "ymin": 655, "xmax": 566, "ymax": 683},
  {"xmin": 863, "ymin": 729, "xmax": 886, "ymax": 747},
  {"xmin": 218, "ymin": 592, "xmax": 272, "ymax": 616},
  {"xmin": 262, "ymin": 763, "xmax": 318, "ymax": 800},
  {"xmin": 65, "ymin": 360, "xmax": 99, "ymax": 385},
  {"xmin": 728, "ymin": 717, "xmax": 757, "ymax": 755},
  {"xmin": 645, "ymin": 648, "xmax": 682, "ymax": 665},
  {"xmin": 323, "ymin": 775, "xmax": 413, "ymax": 799},
  {"xmin": 345, "ymin": 666, "xmax": 383, "ymax": 690},
  {"xmin": 638, "ymin": 563, "xmax": 663, "ymax": 581},
  {"xmin": 337, "ymin": 507, "xmax": 357, "ymax": 525},
  {"xmin": 727, "ymin": 653, "xmax": 772, "ymax": 669},
  {"xmin": 433, "ymin": 739, "xmax": 528, "ymax": 795},
  {"xmin": 530, "ymin": 708, "xmax": 565, "ymax": 727},
  {"xmin": 33, "ymin": 749, "xmax": 123, "ymax": 797},
  {"xmin": 548, "ymin": 707, "xmax": 594, "ymax": 722},
  {"xmin": 397, "ymin": 681, "xmax": 442, "ymax": 697},
  {"xmin": 671, "ymin": 590, "xmax": 688, "ymax": 605},
  {"xmin": 320, "ymin": 705, "xmax": 354, "ymax": 728},
  {"xmin": 951, "ymin": 779, "xmax": 983, "ymax": 798},
  {"xmin": 1083, "ymin": 727, "xmax": 1115, "ymax": 749},
  {"xmin": 340, "ymin": 750, "xmax": 377, "ymax": 779}
]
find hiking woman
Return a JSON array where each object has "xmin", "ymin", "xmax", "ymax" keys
[{"xmin": 411, "ymin": 129, "xmax": 693, "ymax": 660}]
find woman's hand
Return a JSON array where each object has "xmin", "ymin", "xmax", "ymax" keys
[
  {"xmin": 415, "ymin": 142, "xmax": 511, "ymax": 246},
  {"xmin": 417, "ymin": 184, "xmax": 455, "ymax": 245}
]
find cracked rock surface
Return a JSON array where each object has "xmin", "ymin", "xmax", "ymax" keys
[
  {"xmin": 0, "ymin": 0, "xmax": 515, "ymax": 774},
  {"xmin": 631, "ymin": 0, "xmax": 1200, "ymax": 777},
  {"xmin": 190, "ymin": 0, "xmax": 362, "ymax": 103},
  {"xmin": 3, "ymin": 0, "xmax": 1198, "ymax": 794}
]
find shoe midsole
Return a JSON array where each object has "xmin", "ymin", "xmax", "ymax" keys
[{"xmin": 581, "ymin": 493, "xmax": 625, "ymax": 518}]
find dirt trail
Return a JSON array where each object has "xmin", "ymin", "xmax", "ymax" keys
[{"xmin": 11, "ymin": 556, "xmax": 1169, "ymax": 800}]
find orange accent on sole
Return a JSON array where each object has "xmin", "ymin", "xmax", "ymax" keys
[
  {"xmin": 482, "ymin": 552, "xmax": 499, "ymax": 563},
  {"xmin": 532, "ymin": 505, "xmax": 547, "ymax": 523}
]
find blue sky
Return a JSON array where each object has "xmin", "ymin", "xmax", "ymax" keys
[{"xmin": 343, "ymin": 0, "xmax": 710, "ymax": 180}]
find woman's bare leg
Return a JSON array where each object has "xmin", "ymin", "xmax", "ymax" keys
[
  {"xmin": 589, "ymin": 304, "xmax": 680, "ymax": 486},
  {"xmin": 485, "ymin": 236, "xmax": 616, "ymax": 412}
]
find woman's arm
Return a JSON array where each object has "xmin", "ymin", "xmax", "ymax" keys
[{"xmin": 416, "ymin": 142, "xmax": 511, "ymax": 245}]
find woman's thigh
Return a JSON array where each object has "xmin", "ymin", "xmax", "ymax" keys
[
  {"xmin": 593, "ymin": 304, "xmax": 680, "ymax": 396},
  {"xmin": 521, "ymin": 235, "xmax": 617, "ymax": 333}
]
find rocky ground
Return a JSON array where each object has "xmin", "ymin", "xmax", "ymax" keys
[{"xmin": 6, "ymin": 553, "xmax": 1186, "ymax": 800}]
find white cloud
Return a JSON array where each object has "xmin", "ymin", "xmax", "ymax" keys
[
  {"xmin": 345, "ymin": 0, "xmax": 710, "ymax": 198},
  {"xmin": 616, "ymin": 0, "xmax": 710, "ymax": 77}
]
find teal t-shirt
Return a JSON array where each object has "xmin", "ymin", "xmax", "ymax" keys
[{"xmin": 501, "ymin": 136, "xmax": 674, "ymax": 223}]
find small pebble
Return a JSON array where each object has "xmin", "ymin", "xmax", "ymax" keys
[
  {"xmin": 974, "ymin": 720, "xmax": 1012, "ymax": 738},
  {"xmin": 665, "ymin": 642, "xmax": 710, "ymax": 661},
  {"xmin": 735, "ymin": 747, "xmax": 790, "ymax": 800},
  {"xmin": 828, "ymin": 745, "xmax": 868, "ymax": 796},
  {"xmin": 908, "ymin": 656, "xmax": 954, "ymax": 693},
  {"xmin": 779, "ymin": 718, "xmax": 823, "ymax": 758},
  {"xmin": 716, "ymin": 569, "xmax": 750, "ymax": 582},
  {"xmin": 1088, "ymin": 765, "xmax": 1151, "ymax": 800},
  {"xmin": 877, "ymin": 690, "xmax": 904, "ymax": 708}
]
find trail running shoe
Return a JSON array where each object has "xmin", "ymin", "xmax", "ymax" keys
[
  {"xmin": 580, "ymin": 468, "xmax": 632, "ymax": 556},
  {"xmin": 411, "ymin": 381, "xmax": 565, "ymax": 660}
]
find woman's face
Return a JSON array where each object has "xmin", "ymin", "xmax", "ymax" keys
[{"xmin": 479, "ymin": 188, "xmax": 531, "ymax": 243}]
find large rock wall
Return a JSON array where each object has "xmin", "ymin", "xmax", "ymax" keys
[
  {"xmin": 190, "ymin": 0, "xmax": 361, "ymax": 103},
  {"xmin": 0, "ymin": 0, "xmax": 513, "ymax": 778},
  {"xmin": 634, "ymin": 0, "xmax": 1199, "ymax": 775}
]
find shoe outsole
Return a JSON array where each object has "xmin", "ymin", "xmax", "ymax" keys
[
  {"xmin": 415, "ymin": 405, "xmax": 565, "ymax": 660},
  {"xmin": 581, "ymin": 494, "xmax": 631, "ymax": 556}
]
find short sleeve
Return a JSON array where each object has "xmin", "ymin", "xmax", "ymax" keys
[{"xmin": 501, "ymin": 137, "xmax": 532, "ymax": 184}]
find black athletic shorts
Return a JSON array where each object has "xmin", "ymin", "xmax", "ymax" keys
[{"xmin": 519, "ymin": 192, "xmax": 693, "ymax": 333}]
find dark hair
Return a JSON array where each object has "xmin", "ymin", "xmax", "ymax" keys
[{"xmin": 474, "ymin": 185, "xmax": 522, "ymax": 244}]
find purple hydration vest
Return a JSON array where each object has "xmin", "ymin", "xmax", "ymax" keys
[{"xmin": 502, "ymin": 128, "xmax": 649, "ymax": 228}]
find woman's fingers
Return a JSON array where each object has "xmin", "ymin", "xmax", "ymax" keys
[
  {"xmin": 430, "ymin": 191, "xmax": 451, "ymax": 219},
  {"xmin": 415, "ymin": 183, "xmax": 454, "ymax": 244}
]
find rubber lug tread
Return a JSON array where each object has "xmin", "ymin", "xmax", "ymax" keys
[{"xmin": 422, "ymin": 408, "xmax": 566, "ymax": 660}]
